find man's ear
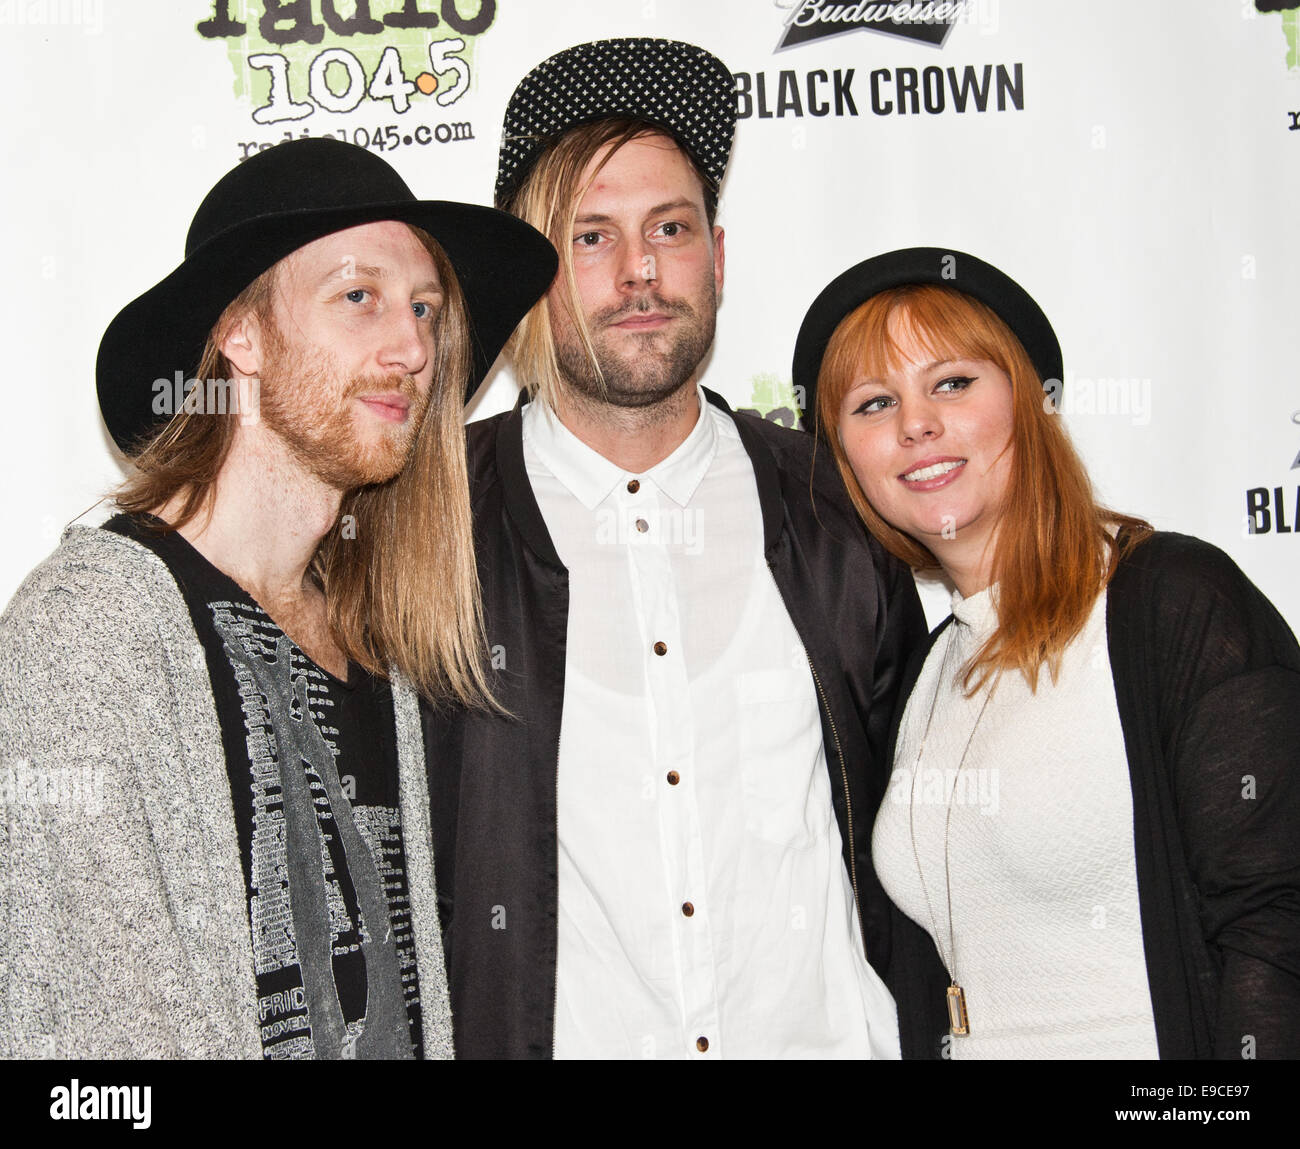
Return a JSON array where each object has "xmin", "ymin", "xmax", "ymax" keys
[
  {"xmin": 712, "ymin": 225, "xmax": 725, "ymax": 294},
  {"xmin": 219, "ymin": 311, "xmax": 263, "ymax": 379}
]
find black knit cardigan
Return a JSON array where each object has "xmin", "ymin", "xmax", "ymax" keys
[{"xmin": 884, "ymin": 532, "xmax": 1300, "ymax": 1060}]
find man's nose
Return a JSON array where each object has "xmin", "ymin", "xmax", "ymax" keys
[
  {"xmin": 377, "ymin": 303, "xmax": 430, "ymax": 379},
  {"xmin": 618, "ymin": 236, "xmax": 657, "ymax": 290}
]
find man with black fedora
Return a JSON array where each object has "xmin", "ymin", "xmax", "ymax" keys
[
  {"xmin": 0, "ymin": 138, "xmax": 555, "ymax": 1058},
  {"xmin": 425, "ymin": 38, "xmax": 926, "ymax": 1059}
]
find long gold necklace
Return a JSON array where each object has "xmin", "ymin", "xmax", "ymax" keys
[{"xmin": 907, "ymin": 623, "xmax": 995, "ymax": 1037}]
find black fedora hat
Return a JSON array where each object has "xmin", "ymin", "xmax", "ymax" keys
[
  {"xmin": 495, "ymin": 37, "xmax": 736, "ymax": 210},
  {"xmin": 792, "ymin": 248, "xmax": 1062, "ymax": 435},
  {"xmin": 97, "ymin": 137, "xmax": 558, "ymax": 452}
]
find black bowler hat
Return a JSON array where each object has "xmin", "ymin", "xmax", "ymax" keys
[
  {"xmin": 792, "ymin": 248, "xmax": 1063, "ymax": 435},
  {"xmin": 495, "ymin": 37, "xmax": 737, "ymax": 209},
  {"xmin": 96, "ymin": 137, "xmax": 558, "ymax": 453}
]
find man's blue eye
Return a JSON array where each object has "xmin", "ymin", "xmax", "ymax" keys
[
  {"xmin": 412, "ymin": 301, "xmax": 433, "ymax": 319},
  {"xmin": 345, "ymin": 289, "xmax": 368, "ymax": 303}
]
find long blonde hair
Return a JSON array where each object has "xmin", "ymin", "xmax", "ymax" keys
[
  {"xmin": 116, "ymin": 272, "xmax": 274, "ymax": 530},
  {"xmin": 117, "ymin": 227, "xmax": 495, "ymax": 708},
  {"xmin": 816, "ymin": 284, "xmax": 1150, "ymax": 693}
]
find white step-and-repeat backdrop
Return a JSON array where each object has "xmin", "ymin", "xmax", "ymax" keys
[{"xmin": 3, "ymin": 0, "xmax": 1297, "ymax": 631}]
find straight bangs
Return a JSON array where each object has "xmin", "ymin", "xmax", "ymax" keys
[{"xmin": 818, "ymin": 285, "xmax": 1018, "ymax": 433}]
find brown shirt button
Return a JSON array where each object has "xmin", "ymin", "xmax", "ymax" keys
[
  {"xmin": 681, "ymin": 901, "xmax": 694, "ymax": 917},
  {"xmin": 696, "ymin": 1036, "xmax": 709, "ymax": 1052},
  {"xmin": 666, "ymin": 771, "xmax": 680, "ymax": 786},
  {"xmin": 653, "ymin": 641, "xmax": 667, "ymax": 656},
  {"xmin": 635, "ymin": 518, "xmax": 649, "ymax": 533},
  {"xmin": 627, "ymin": 479, "xmax": 640, "ymax": 493}
]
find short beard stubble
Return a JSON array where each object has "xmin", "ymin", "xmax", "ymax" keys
[{"xmin": 553, "ymin": 287, "xmax": 717, "ymax": 413}]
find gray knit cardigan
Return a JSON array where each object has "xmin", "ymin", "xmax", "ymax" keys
[{"xmin": 0, "ymin": 525, "xmax": 454, "ymax": 1059}]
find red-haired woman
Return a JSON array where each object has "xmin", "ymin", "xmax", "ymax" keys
[{"xmin": 794, "ymin": 248, "xmax": 1300, "ymax": 1060}]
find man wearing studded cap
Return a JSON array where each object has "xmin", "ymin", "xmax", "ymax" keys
[
  {"xmin": 0, "ymin": 139, "xmax": 555, "ymax": 1059},
  {"xmin": 425, "ymin": 39, "xmax": 926, "ymax": 1059}
]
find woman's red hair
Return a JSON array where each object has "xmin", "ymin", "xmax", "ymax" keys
[{"xmin": 816, "ymin": 284, "xmax": 1150, "ymax": 693}]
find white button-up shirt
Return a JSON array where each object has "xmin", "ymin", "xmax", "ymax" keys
[{"xmin": 522, "ymin": 391, "xmax": 899, "ymax": 1060}]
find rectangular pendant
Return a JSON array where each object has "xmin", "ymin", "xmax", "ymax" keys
[{"xmin": 946, "ymin": 984, "xmax": 969, "ymax": 1036}]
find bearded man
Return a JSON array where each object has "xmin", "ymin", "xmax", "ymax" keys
[
  {"xmin": 425, "ymin": 39, "xmax": 926, "ymax": 1059},
  {"xmin": 0, "ymin": 138, "xmax": 555, "ymax": 1059}
]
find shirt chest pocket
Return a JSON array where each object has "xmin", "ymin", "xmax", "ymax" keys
[{"xmin": 736, "ymin": 669, "xmax": 833, "ymax": 849}]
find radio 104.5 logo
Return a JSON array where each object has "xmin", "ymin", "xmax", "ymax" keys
[{"xmin": 197, "ymin": 1, "xmax": 496, "ymax": 128}]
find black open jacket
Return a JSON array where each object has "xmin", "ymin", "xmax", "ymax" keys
[
  {"xmin": 884, "ymin": 532, "xmax": 1300, "ymax": 1060},
  {"xmin": 423, "ymin": 390, "xmax": 927, "ymax": 1059}
]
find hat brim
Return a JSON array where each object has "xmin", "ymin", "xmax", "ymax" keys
[
  {"xmin": 97, "ymin": 201, "xmax": 557, "ymax": 453},
  {"xmin": 791, "ymin": 247, "xmax": 1062, "ymax": 437}
]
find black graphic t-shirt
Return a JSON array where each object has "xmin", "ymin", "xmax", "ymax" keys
[{"xmin": 107, "ymin": 515, "xmax": 423, "ymax": 1059}]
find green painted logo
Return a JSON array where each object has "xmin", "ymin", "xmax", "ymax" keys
[
  {"xmin": 742, "ymin": 372, "xmax": 806, "ymax": 430},
  {"xmin": 197, "ymin": 1, "xmax": 495, "ymax": 128}
]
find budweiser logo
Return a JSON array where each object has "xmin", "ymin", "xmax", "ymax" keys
[{"xmin": 775, "ymin": 0, "xmax": 976, "ymax": 50}]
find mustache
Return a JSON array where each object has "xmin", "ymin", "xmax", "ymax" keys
[
  {"xmin": 343, "ymin": 372, "xmax": 422, "ymax": 401},
  {"xmin": 592, "ymin": 293, "xmax": 697, "ymax": 326}
]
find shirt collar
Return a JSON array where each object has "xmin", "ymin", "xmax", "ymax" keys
[
  {"xmin": 951, "ymin": 583, "xmax": 999, "ymax": 636},
  {"xmin": 648, "ymin": 388, "xmax": 717, "ymax": 508},
  {"xmin": 522, "ymin": 387, "xmax": 718, "ymax": 510},
  {"xmin": 523, "ymin": 401, "xmax": 624, "ymax": 509}
]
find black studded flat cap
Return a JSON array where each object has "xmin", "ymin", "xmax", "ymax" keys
[{"xmin": 495, "ymin": 37, "xmax": 737, "ymax": 209}]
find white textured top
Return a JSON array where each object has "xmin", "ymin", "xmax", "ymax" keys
[
  {"xmin": 872, "ymin": 584, "xmax": 1159, "ymax": 1060},
  {"xmin": 524, "ymin": 391, "xmax": 899, "ymax": 1060}
]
